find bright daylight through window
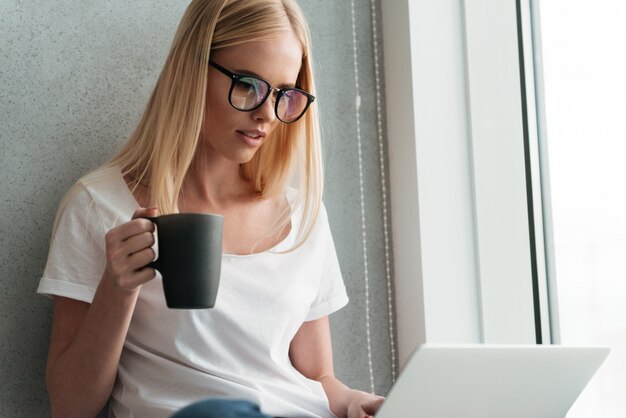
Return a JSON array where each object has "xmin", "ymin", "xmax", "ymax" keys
[{"xmin": 539, "ymin": 1, "xmax": 626, "ymax": 416}]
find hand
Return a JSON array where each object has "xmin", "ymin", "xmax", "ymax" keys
[
  {"xmin": 103, "ymin": 207, "xmax": 158, "ymax": 293},
  {"xmin": 344, "ymin": 389, "xmax": 385, "ymax": 418}
]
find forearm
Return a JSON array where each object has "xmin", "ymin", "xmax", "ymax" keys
[
  {"xmin": 47, "ymin": 276, "xmax": 139, "ymax": 418},
  {"xmin": 318, "ymin": 375, "xmax": 352, "ymax": 418},
  {"xmin": 318, "ymin": 375, "xmax": 384, "ymax": 418}
]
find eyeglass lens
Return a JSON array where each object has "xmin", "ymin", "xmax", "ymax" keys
[
  {"xmin": 231, "ymin": 77, "xmax": 268, "ymax": 110},
  {"xmin": 230, "ymin": 76, "xmax": 309, "ymax": 123},
  {"xmin": 277, "ymin": 89, "xmax": 308, "ymax": 123}
]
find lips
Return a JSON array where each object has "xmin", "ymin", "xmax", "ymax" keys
[{"xmin": 236, "ymin": 129, "xmax": 266, "ymax": 147}]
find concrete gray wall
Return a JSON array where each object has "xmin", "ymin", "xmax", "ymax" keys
[{"xmin": 0, "ymin": 0, "xmax": 395, "ymax": 415}]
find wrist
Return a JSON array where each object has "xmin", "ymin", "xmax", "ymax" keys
[
  {"xmin": 318, "ymin": 375, "xmax": 351, "ymax": 417},
  {"xmin": 100, "ymin": 270, "xmax": 142, "ymax": 300}
]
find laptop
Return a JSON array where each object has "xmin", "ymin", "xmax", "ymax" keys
[{"xmin": 375, "ymin": 344, "xmax": 609, "ymax": 418}]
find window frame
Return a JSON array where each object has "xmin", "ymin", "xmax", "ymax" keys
[{"xmin": 381, "ymin": 0, "xmax": 553, "ymax": 366}]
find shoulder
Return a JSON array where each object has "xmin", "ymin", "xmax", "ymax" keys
[
  {"xmin": 58, "ymin": 165, "xmax": 121, "ymax": 211},
  {"xmin": 54, "ymin": 165, "xmax": 137, "ymax": 232},
  {"xmin": 77, "ymin": 164, "xmax": 127, "ymax": 194},
  {"xmin": 285, "ymin": 186, "xmax": 330, "ymax": 226}
]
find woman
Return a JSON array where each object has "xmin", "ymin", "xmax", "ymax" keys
[{"xmin": 38, "ymin": 0, "xmax": 384, "ymax": 417}]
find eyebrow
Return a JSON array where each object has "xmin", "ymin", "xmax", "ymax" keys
[{"xmin": 232, "ymin": 67, "xmax": 297, "ymax": 89}]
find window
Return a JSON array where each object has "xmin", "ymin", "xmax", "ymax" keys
[
  {"xmin": 538, "ymin": 0, "xmax": 626, "ymax": 416},
  {"xmin": 380, "ymin": 13, "xmax": 623, "ymax": 418}
]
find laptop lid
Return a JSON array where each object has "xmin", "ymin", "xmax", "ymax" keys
[{"xmin": 376, "ymin": 344, "xmax": 609, "ymax": 418}]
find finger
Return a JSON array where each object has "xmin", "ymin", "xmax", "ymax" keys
[
  {"xmin": 133, "ymin": 266, "xmax": 157, "ymax": 284},
  {"xmin": 131, "ymin": 206, "xmax": 158, "ymax": 220},
  {"xmin": 117, "ymin": 266, "xmax": 156, "ymax": 290},
  {"xmin": 361, "ymin": 397, "xmax": 385, "ymax": 415},
  {"xmin": 128, "ymin": 206, "xmax": 158, "ymax": 235},
  {"xmin": 359, "ymin": 407, "xmax": 374, "ymax": 418},
  {"xmin": 348, "ymin": 405, "xmax": 371, "ymax": 418},
  {"xmin": 124, "ymin": 231, "xmax": 155, "ymax": 255},
  {"xmin": 128, "ymin": 248, "xmax": 156, "ymax": 271},
  {"xmin": 105, "ymin": 219, "xmax": 153, "ymax": 248}
]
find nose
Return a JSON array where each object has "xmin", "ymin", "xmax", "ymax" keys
[{"xmin": 251, "ymin": 89, "xmax": 278, "ymax": 123}]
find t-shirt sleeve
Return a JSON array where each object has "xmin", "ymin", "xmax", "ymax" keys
[
  {"xmin": 37, "ymin": 182, "xmax": 107, "ymax": 303},
  {"xmin": 305, "ymin": 205, "xmax": 349, "ymax": 321}
]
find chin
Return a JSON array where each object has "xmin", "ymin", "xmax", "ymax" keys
[{"xmin": 230, "ymin": 150, "xmax": 259, "ymax": 165}]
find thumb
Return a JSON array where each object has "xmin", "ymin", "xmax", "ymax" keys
[
  {"xmin": 363, "ymin": 396, "xmax": 385, "ymax": 414},
  {"xmin": 132, "ymin": 206, "xmax": 158, "ymax": 220}
]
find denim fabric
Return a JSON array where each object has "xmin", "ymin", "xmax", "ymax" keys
[{"xmin": 171, "ymin": 399, "xmax": 276, "ymax": 418}]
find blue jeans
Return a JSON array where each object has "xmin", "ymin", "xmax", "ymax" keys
[{"xmin": 171, "ymin": 399, "xmax": 275, "ymax": 418}]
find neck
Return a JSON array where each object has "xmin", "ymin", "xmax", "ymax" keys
[{"xmin": 182, "ymin": 152, "xmax": 256, "ymax": 210}]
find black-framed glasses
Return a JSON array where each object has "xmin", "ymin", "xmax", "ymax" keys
[{"xmin": 209, "ymin": 60, "xmax": 315, "ymax": 123}]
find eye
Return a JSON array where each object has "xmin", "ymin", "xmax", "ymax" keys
[{"xmin": 233, "ymin": 76, "xmax": 258, "ymax": 93}]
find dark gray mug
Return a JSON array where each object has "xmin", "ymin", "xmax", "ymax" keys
[{"xmin": 144, "ymin": 213, "xmax": 224, "ymax": 309}]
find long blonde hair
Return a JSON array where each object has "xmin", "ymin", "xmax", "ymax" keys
[{"xmin": 107, "ymin": 0, "xmax": 322, "ymax": 251}]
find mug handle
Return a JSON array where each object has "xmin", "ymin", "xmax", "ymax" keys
[{"xmin": 141, "ymin": 216, "xmax": 159, "ymax": 270}]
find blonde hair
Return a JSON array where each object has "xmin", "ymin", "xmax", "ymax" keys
[{"xmin": 107, "ymin": 0, "xmax": 322, "ymax": 252}]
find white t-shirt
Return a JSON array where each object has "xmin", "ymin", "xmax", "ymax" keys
[{"xmin": 37, "ymin": 165, "xmax": 349, "ymax": 418}]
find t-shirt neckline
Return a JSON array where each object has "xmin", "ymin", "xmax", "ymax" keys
[{"xmin": 110, "ymin": 165, "xmax": 296, "ymax": 258}]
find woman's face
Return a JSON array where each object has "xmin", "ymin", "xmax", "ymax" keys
[{"xmin": 202, "ymin": 31, "xmax": 304, "ymax": 164}]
